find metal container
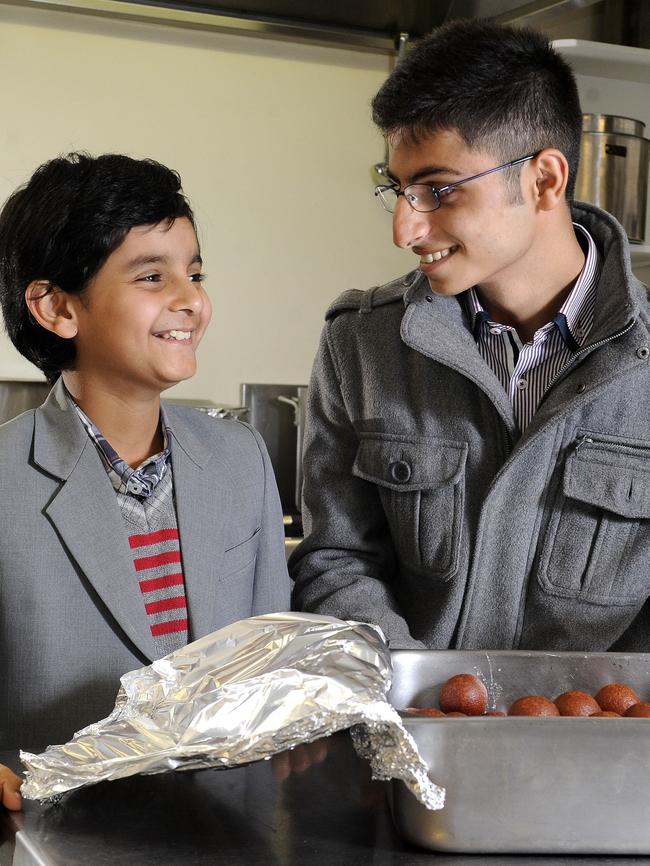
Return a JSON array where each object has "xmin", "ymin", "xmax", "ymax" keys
[
  {"xmin": 0, "ymin": 379, "xmax": 50, "ymax": 425},
  {"xmin": 575, "ymin": 113, "xmax": 650, "ymax": 243},
  {"xmin": 240, "ymin": 383, "xmax": 308, "ymax": 520},
  {"xmin": 388, "ymin": 649, "xmax": 650, "ymax": 854}
]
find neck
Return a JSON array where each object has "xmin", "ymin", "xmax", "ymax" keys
[
  {"xmin": 476, "ymin": 211, "xmax": 586, "ymax": 344},
  {"xmin": 62, "ymin": 372, "xmax": 164, "ymax": 467}
]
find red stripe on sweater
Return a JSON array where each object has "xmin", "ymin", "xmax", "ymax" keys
[
  {"xmin": 145, "ymin": 595, "xmax": 187, "ymax": 615},
  {"xmin": 129, "ymin": 528, "xmax": 180, "ymax": 549},
  {"xmin": 134, "ymin": 550, "xmax": 182, "ymax": 572},
  {"xmin": 151, "ymin": 618, "xmax": 188, "ymax": 636},
  {"xmin": 139, "ymin": 572, "xmax": 184, "ymax": 594}
]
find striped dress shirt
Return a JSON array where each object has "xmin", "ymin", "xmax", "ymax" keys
[{"xmin": 465, "ymin": 223, "xmax": 601, "ymax": 432}]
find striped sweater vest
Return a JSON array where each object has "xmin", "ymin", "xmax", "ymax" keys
[{"xmin": 116, "ymin": 468, "xmax": 189, "ymax": 656}]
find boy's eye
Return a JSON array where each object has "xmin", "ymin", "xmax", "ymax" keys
[
  {"xmin": 190, "ymin": 272, "xmax": 206, "ymax": 283},
  {"xmin": 140, "ymin": 273, "xmax": 161, "ymax": 282}
]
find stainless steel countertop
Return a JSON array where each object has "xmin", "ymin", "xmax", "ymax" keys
[{"xmin": 1, "ymin": 735, "xmax": 648, "ymax": 866}]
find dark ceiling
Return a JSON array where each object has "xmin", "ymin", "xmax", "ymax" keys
[{"xmin": 119, "ymin": 0, "xmax": 456, "ymax": 43}]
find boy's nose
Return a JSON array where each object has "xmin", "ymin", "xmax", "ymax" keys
[
  {"xmin": 170, "ymin": 278, "xmax": 204, "ymax": 313},
  {"xmin": 392, "ymin": 198, "xmax": 430, "ymax": 250}
]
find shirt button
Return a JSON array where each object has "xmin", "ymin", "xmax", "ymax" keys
[
  {"xmin": 517, "ymin": 379, "xmax": 528, "ymax": 390},
  {"xmin": 490, "ymin": 327, "xmax": 502, "ymax": 335}
]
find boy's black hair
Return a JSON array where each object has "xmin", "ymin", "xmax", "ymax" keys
[
  {"xmin": 372, "ymin": 19, "xmax": 583, "ymax": 201},
  {"xmin": 0, "ymin": 152, "xmax": 196, "ymax": 384}
]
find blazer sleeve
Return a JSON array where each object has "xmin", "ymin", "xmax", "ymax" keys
[{"xmin": 245, "ymin": 424, "xmax": 292, "ymax": 615}]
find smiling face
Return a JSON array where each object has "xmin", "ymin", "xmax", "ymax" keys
[
  {"xmin": 388, "ymin": 128, "xmax": 540, "ymax": 300},
  {"xmin": 67, "ymin": 216, "xmax": 211, "ymax": 400}
]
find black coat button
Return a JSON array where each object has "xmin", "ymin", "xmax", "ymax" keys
[{"xmin": 389, "ymin": 460, "xmax": 412, "ymax": 483}]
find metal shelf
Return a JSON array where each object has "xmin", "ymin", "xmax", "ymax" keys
[{"xmin": 553, "ymin": 39, "xmax": 650, "ymax": 84}]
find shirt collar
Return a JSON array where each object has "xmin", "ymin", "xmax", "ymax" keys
[
  {"xmin": 465, "ymin": 222, "xmax": 602, "ymax": 350},
  {"xmin": 65, "ymin": 387, "xmax": 172, "ymax": 497}
]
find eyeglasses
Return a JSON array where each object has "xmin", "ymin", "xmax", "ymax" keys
[{"xmin": 374, "ymin": 153, "xmax": 538, "ymax": 214}]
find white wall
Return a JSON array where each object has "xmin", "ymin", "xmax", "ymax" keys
[{"xmin": 0, "ymin": 5, "xmax": 412, "ymax": 404}]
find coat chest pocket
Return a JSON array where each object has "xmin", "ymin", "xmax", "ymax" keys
[
  {"xmin": 538, "ymin": 434, "xmax": 650, "ymax": 604},
  {"xmin": 352, "ymin": 433, "xmax": 467, "ymax": 579}
]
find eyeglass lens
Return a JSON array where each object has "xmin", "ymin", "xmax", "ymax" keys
[{"xmin": 377, "ymin": 184, "xmax": 440, "ymax": 213}]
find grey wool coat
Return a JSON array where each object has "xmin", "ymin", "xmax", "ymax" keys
[
  {"xmin": 0, "ymin": 379, "xmax": 290, "ymax": 750},
  {"xmin": 290, "ymin": 202, "xmax": 650, "ymax": 652}
]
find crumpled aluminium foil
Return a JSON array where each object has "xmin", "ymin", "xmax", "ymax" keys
[{"xmin": 20, "ymin": 612, "xmax": 444, "ymax": 810}]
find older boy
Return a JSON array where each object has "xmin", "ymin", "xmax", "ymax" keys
[
  {"xmin": 291, "ymin": 21, "xmax": 650, "ymax": 652},
  {"xmin": 0, "ymin": 153, "xmax": 290, "ymax": 808}
]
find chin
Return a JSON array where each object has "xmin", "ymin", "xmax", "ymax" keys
[{"xmin": 427, "ymin": 280, "xmax": 470, "ymax": 298}]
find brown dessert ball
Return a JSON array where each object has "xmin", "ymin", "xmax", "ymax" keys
[
  {"xmin": 623, "ymin": 702, "xmax": 650, "ymax": 718},
  {"xmin": 445, "ymin": 711, "xmax": 467, "ymax": 717},
  {"xmin": 591, "ymin": 711, "xmax": 621, "ymax": 717},
  {"xmin": 595, "ymin": 683, "xmax": 640, "ymax": 715},
  {"xmin": 403, "ymin": 707, "xmax": 444, "ymax": 717},
  {"xmin": 439, "ymin": 674, "xmax": 488, "ymax": 716},
  {"xmin": 554, "ymin": 690, "xmax": 600, "ymax": 717},
  {"xmin": 508, "ymin": 696, "xmax": 560, "ymax": 717}
]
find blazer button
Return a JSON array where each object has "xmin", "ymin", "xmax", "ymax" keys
[{"xmin": 389, "ymin": 460, "xmax": 412, "ymax": 483}]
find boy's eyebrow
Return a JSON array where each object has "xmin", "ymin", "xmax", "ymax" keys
[
  {"xmin": 387, "ymin": 165, "xmax": 463, "ymax": 185},
  {"xmin": 126, "ymin": 253, "xmax": 203, "ymax": 269}
]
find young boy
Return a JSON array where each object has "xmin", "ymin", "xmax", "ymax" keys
[
  {"xmin": 0, "ymin": 153, "xmax": 290, "ymax": 808},
  {"xmin": 291, "ymin": 21, "xmax": 650, "ymax": 653}
]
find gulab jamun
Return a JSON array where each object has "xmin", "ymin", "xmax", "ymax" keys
[
  {"xmin": 591, "ymin": 711, "xmax": 621, "ymax": 717},
  {"xmin": 595, "ymin": 683, "xmax": 640, "ymax": 715},
  {"xmin": 439, "ymin": 673, "xmax": 488, "ymax": 715},
  {"xmin": 554, "ymin": 690, "xmax": 600, "ymax": 717},
  {"xmin": 508, "ymin": 695, "xmax": 560, "ymax": 716},
  {"xmin": 445, "ymin": 711, "xmax": 467, "ymax": 717},
  {"xmin": 403, "ymin": 707, "xmax": 444, "ymax": 716},
  {"xmin": 623, "ymin": 702, "xmax": 650, "ymax": 718}
]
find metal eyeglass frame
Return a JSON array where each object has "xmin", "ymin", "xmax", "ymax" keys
[{"xmin": 374, "ymin": 152, "xmax": 539, "ymax": 213}]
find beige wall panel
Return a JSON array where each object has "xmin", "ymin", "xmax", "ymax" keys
[{"xmin": 0, "ymin": 5, "xmax": 412, "ymax": 402}]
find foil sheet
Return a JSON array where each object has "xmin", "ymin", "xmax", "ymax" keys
[{"xmin": 20, "ymin": 612, "xmax": 444, "ymax": 810}]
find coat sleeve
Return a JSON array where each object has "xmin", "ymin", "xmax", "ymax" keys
[
  {"xmin": 246, "ymin": 425, "xmax": 292, "ymax": 615},
  {"xmin": 289, "ymin": 325, "xmax": 425, "ymax": 648}
]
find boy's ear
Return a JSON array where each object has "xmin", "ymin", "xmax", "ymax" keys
[
  {"xmin": 531, "ymin": 148, "xmax": 569, "ymax": 211},
  {"xmin": 25, "ymin": 281, "xmax": 78, "ymax": 339}
]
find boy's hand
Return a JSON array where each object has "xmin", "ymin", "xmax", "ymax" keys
[
  {"xmin": 0, "ymin": 764, "xmax": 22, "ymax": 811},
  {"xmin": 270, "ymin": 738, "xmax": 330, "ymax": 781}
]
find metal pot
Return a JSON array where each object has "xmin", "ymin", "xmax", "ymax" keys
[{"xmin": 575, "ymin": 113, "xmax": 650, "ymax": 243}]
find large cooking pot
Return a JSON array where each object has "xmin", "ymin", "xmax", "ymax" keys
[{"xmin": 575, "ymin": 113, "xmax": 650, "ymax": 243}]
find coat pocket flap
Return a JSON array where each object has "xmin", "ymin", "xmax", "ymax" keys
[
  {"xmin": 352, "ymin": 433, "xmax": 468, "ymax": 492},
  {"xmin": 564, "ymin": 446, "xmax": 650, "ymax": 519}
]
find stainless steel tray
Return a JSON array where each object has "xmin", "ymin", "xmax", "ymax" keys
[{"xmin": 388, "ymin": 649, "xmax": 650, "ymax": 854}]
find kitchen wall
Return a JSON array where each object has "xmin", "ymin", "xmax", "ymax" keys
[{"xmin": 0, "ymin": 4, "xmax": 411, "ymax": 404}]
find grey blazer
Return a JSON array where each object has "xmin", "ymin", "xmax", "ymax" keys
[{"xmin": 0, "ymin": 379, "xmax": 290, "ymax": 750}]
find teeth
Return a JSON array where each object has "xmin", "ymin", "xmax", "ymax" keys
[
  {"xmin": 421, "ymin": 246, "xmax": 455, "ymax": 264},
  {"xmin": 161, "ymin": 330, "xmax": 191, "ymax": 340}
]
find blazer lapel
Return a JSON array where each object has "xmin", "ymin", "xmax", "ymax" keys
[
  {"xmin": 167, "ymin": 408, "xmax": 233, "ymax": 642},
  {"xmin": 34, "ymin": 382, "xmax": 159, "ymax": 662}
]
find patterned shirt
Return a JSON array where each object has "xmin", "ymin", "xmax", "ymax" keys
[
  {"xmin": 73, "ymin": 402, "xmax": 171, "ymax": 498},
  {"xmin": 465, "ymin": 223, "xmax": 601, "ymax": 432},
  {"xmin": 70, "ymin": 395, "xmax": 189, "ymax": 655}
]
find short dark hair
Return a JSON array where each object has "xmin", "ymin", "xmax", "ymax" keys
[
  {"xmin": 0, "ymin": 152, "xmax": 196, "ymax": 383},
  {"xmin": 372, "ymin": 19, "xmax": 583, "ymax": 201}
]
